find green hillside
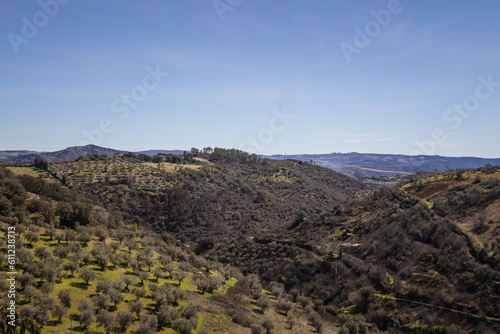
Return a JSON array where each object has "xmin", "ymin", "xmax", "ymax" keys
[
  {"xmin": 47, "ymin": 149, "xmax": 367, "ymax": 249},
  {"xmin": 0, "ymin": 163, "xmax": 337, "ymax": 333},
  {"xmin": 2, "ymin": 152, "xmax": 500, "ymax": 333}
]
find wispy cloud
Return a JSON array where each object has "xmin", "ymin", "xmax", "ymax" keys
[
  {"xmin": 170, "ymin": 86, "xmax": 244, "ymax": 99},
  {"xmin": 346, "ymin": 137, "xmax": 396, "ymax": 144},
  {"xmin": 381, "ymin": 18, "xmax": 457, "ymax": 56},
  {"xmin": 436, "ymin": 142, "xmax": 467, "ymax": 148},
  {"xmin": 318, "ymin": 133, "xmax": 397, "ymax": 144},
  {"xmin": 380, "ymin": 18, "xmax": 416, "ymax": 44},
  {"xmin": 319, "ymin": 133, "xmax": 391, "ymax": 138},
  {"xmin": 164, "ymin": 84, "xmax": 319, "ymax": 100},
  {"xmin": 36, "ymin": 60, "xmax": 59, "ymax": 68},
  {"xmin": 0, "ymin": 86, "xmax": 111, "ymax": 98},
  {"xmin": 290, "ymin": 13, "xmax": 319, "ymax": 24}
]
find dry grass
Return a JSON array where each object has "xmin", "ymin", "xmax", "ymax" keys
[{"xmin": 6, "ymin": 166, "xmax": 56, "ymax": 182}]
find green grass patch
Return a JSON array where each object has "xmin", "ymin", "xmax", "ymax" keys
[{"xmin": 6, "ymin": 166, "xmax": 54, "ymax": 181}]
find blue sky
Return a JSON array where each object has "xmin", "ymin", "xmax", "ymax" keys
[{"xmin": 1, "ymin": 0, "xmax": 499, "ymax": 157}]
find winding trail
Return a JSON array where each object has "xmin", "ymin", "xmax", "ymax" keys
[{"xmin": 376, "ymin": 294, "xmax": 500, "ymax": 322}]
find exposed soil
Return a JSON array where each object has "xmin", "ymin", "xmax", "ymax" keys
[{"xmin": 416, "ymin": 182, "xmax": 448, "ymax": 199}]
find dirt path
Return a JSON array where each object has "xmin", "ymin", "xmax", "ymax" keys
[
  {"xmin": 376, "ymin": 294, "xmax": 500, "ymax": 322},
  {"xmin": 345, "ymin": 165, "xmax": 409, "ymax": 174}
]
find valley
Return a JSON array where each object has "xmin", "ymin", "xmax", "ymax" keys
[{"xmin": 1, "ymin": 147, "xmax": 499, "ymax": 333}]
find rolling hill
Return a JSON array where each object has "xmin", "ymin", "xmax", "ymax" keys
[
  {"xmin": 1, "ymin": 145, "xmax": 187, "ymax": 164},
  {"xmin": 2, "ymin": 147, "xmax": 500, "ymax": 332},
  {"xmin": 206, "ymin": 166, "xmax": 500, "ymax": 333},
  {"xmin": 4, "ymin": 145, "xmax": 124, "ymax": 164},
  {"xmin": 4, "ymin": 145, "xmax": 500, "ymax": 179},
  {"xmin": 0, "ymin": 164, "xmax": 337, "ymax": 334},
  {"xmin": 43, "ymin": 148, "xmax": 367, "ymax": 249},
  {"xmin": 0, "ymin": 150, "xmax": 37, "ymax": 162}
]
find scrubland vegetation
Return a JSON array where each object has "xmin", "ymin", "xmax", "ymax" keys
[
  {"xmin": 0, "ymin": 162, "xmax": 335, "ymax": 333},
  {"xmin": 1, "ymin": 150, "xmax": 499, "ymax": 333}
]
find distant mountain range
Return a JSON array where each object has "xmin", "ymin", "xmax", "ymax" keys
[
  {"xmin": 0, "ymin": 145, "xmax": 124, "ymax": 164},
  {"xmin": 0, "ymin": 145, "xmax": 185, "ymax": 164},
  {"xmin": 266, "ymin": 153, "xmax": 500, "ymax": 178},
  {"xmin": 1, "ymin": 145, "xmax": 499, "ymax": 178}
]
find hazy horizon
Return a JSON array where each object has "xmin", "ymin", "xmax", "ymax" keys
[
  {"xmin": 3, "ymin": 143, "xmax": 500, "ymax": 160},
  {"xmin": 2, "ymin": 1, "xmax": 499, "ymax": 157}
]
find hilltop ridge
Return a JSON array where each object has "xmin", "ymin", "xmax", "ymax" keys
[
  {"xmin": 2, "ymin": 148, "xmax": 500, "ymax": 332},
  {"xmin": 3, "ymin": 145, "xmax": 500, "ymax": 178},
  {"xmin": 1, "ymin": 145, "xmax": 124, "ymax": 164}
]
